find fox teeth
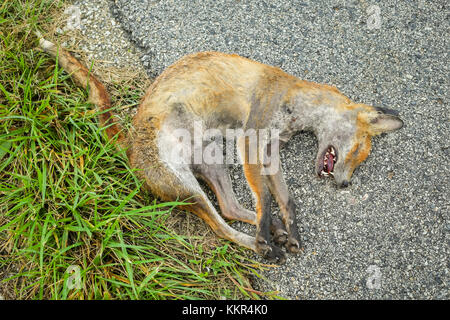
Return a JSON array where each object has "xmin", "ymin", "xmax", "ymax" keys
[{"xmin": 321, "ymin": 146, "xmax": 337, "ymax": 177}]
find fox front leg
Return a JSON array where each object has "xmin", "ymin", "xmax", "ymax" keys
[
  {"xmin": 250, "ymin": 175, "xmax": 286, "ymax": 263},
  {"xmin": 266, "ymin": 162, "xmax": 302, "ymax": 254},
  {"xmin": 239, "ymin": 137, "xmax": 286, "ymax": 263}
]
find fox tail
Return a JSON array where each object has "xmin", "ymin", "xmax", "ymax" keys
[{"xmin": 35, "ymin": 31, "xmax": 126, "ymax": 146}]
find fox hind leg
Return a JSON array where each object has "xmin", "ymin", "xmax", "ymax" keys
[
  {"xmin": 138, "ymin": 158, "xmax": 257, "ymax": 252},
  {"xmin": 194, "ymin": 162, "xmax": 289, "ymax": 248},
  {"xmin": 193, "ymin": 163, "xmax": 257, "ymax": 224}
]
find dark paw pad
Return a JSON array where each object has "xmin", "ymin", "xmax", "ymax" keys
[
  {"xmin": 272, "ymin": 229, "xmax": 288, "ymax": 246},
  {"xmin": 264, "ymin": 245, "xmax": 286, "ymax": 264},
  {"xmin": 256, "ymin": 238, "xmax": 286, "ymax": 264},
  {"xmin": 256, "ymin": 238, "xmax": 272, "ymax": 256},
  {"xmin": 285, "ymin": 237, "xmax": 302, "ymax": 254}
]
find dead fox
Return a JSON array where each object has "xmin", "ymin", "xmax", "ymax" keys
[{"xmin": 37, "ymin": 33, "xmax": 403, "ymax": 263}]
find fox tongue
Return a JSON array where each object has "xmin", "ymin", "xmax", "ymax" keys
[{"xmin": 327, "ymin": 154, "xmax": 334, "ymax": 173}]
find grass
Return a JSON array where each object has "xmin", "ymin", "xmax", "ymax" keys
[{"xmin": 0, "ymin": 0, "xmax": 275, "ymax": 300}]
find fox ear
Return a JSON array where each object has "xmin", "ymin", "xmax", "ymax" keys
[
  {"xmin": 368, "ymin": 113, "xmax": 404, "ymax": 135},
  {"xmin": 373, "ymin": 106, "xmax": 400, "ymax": 116}
]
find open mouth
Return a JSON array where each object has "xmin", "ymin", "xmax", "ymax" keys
[{"xmin": 318, "ymin": 145, "xmax": 337, "ymax": 177}]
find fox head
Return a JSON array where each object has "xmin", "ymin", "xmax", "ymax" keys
[{"xmin": 315, "ymin": 104, "xmax": 403, "ymax": 188}]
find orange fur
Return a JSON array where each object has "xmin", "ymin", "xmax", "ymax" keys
[{"xmin": 345, "ymin": 112, "xmax": 374, "ymax": 178}]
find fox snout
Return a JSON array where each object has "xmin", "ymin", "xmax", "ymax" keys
[
  {"xmin": 331, "ymin": 167, "xmax": 352, "ymax": 188},
  {"xmin": 340, "ymin": 180, "xmax": 349, "ymax": 188},
  {"xmin": 316, "ymin": 152, "xmax": 351, "ymax": 188}
]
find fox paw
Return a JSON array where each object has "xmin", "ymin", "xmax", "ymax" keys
[
  {"xmin": 272, "ymin": 229, "xmax": 288, "ymax": 246},
  {"xmin": 270, "ymin": 216, "xmax": 288, "ymax": 246},
  {"xmin": 256, "ymin": 238, "xmax": 286, "ymax": 264},
  {"xmin": 285, "ymin": 236, "xmax": 302, "ymax": 254}
]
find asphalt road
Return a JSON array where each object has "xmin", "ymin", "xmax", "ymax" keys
[{"xmin": 75, "ymin": 0, "xmax": 449, "ymax": 299}]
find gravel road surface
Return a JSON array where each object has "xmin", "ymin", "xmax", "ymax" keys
[{"xmin": 72, "ymin": 0, "xmax": 449, "ymax": 299}]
